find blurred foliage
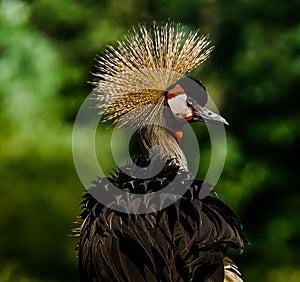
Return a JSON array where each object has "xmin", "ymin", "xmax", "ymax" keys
[{"xmin": 0, "ymin": 0, "xmax": 299, "ymax": 281}]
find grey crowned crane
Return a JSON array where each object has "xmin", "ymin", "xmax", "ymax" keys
[{"xmin": 77, "ymin": 23, "xmax": 245, "ymax": 282}]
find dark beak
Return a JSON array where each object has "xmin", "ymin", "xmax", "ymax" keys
[{"xmin": 192, "ymin": 103, "xmax": 229, "ymax": 125}]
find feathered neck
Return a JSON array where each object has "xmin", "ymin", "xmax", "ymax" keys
[{"xmin": 138, "ymin": 124, "xmax": 188, "ymax": 170}]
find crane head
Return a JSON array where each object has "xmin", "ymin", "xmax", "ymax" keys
[{"xmin": 166, "ymin": 77, "xmax": 228, "ymax": 126}]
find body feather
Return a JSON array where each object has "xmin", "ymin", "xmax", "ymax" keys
[{"xmin": 78, "ymin": 160, "xmax": 244, "ymax": 282}]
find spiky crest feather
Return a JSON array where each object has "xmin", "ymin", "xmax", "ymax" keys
[{"xmin": 94, "ymin": 22, "xmax": 213, "ymax": 127}]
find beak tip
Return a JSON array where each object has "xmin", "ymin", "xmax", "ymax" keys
[{"xmin": 223, "ymin": 119, "xmax": 229, "ymax": 126}]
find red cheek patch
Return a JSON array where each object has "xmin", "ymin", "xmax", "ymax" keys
[
  {"xmin": 167, "ymin": 84, "xmax": 185, "ymax": 99},
  {"xmin": 185, "ymin": 111, "xmax": 193, "ymax": 121}
]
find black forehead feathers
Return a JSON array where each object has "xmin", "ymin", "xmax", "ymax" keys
[{"xmin": 166, "ymin": 76, "xmax": 208, "ymax": 106}]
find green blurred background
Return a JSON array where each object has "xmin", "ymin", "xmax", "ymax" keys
[{"xmin": 1, "ymin": 0, "xmax": 299, "ymax": 281}]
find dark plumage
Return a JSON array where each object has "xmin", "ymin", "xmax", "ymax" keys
[
  {"xmin": 77, "ymin": 22, "xmax": 245, "ymax": 281},
  {"xmin": 79, "ymin": 160, "xmax": 244, "ymax": 282}
]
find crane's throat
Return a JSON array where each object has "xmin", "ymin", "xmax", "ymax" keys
[{"xmin": 175, "ymin": 129, "xmax": 183, "ymax": 143}]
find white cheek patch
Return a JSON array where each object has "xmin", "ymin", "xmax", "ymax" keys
[{"xmin": 168, "ymin": 94, "xmax": 193, "ymax": 120}]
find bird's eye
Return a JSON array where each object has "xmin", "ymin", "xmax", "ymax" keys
[{"xmin": 187, "ymin": 97, "xmax": 194, "ymax": 105}]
